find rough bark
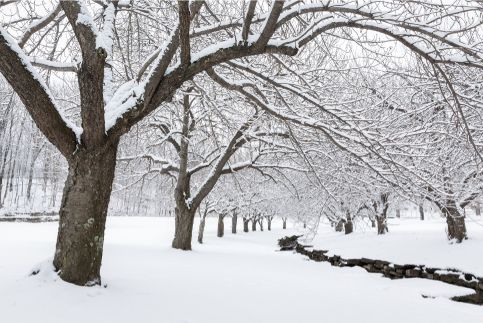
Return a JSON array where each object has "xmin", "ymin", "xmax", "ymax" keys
[
  {"xmin": 376, "ymin": 216, "xmax": 388, "ymax": 235},
  {"xmin": 444, "ymin": 205, "xmax": 467, "ymax": 243},
  {"xmin": 53, "ymin": 142, "xmax": 119, "ymax": 286},
  {"xmin": 172, "ymin": 203, "xmax": 196, "ymax": 250},
  {"xmin": 217, "ymin": 214, "xmax": 224, "ymax": 238},
  {"xmin": 251, "ymin": 218, "xmax": 257, "ymax": 231},
  {"xmin": 258, "ymin": 218, "xmax": 264, "ymax": 231}
]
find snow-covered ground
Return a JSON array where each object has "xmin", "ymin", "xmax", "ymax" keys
[
  {"xmin": 312, "ymin": 216, "xmax": 483, "ymax": 276},
  {"xmin": 1, "ymin": 217, "xmax": 482, "ymax": 323}
]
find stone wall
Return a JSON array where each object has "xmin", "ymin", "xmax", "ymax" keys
[{"xmin": 278, "ymin": 235, "xmax": 483, "ymax": 305}]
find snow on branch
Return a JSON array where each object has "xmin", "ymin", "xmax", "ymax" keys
[
  {"xmin": 74, "ymin": 0, "xmax": 99, "ymax": 35},
  {"xmin": 0, "ymin": 27, "xmax": 82, "ymax": 143},
  {"xmin": 29, "ymin": 57, "xmax": 78, "ymax": 73},
  {"xmin": 19, "ymin": 3, "xmax": 62, "ymax": 48},
  {"xmin": 97, "ymin": 2, "xmax": 116, "ymax": 57},
  {"xmin": 206, "ymin": 67, "xmax": 400, "ymax": 187}
]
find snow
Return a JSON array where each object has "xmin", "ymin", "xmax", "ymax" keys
[
  {"xmin": 311, "ymin": 217, "xmax": 483, "ymax": 276},
  {"xmin": 104, "ymin": 79, "xmax": 146, "ymax": 131},
  {"xmin": 118, "ymin": 0, "xmax": 130, "ymax": 6},
  {"xmin": 190, "ymin": 35, "xmax": 296, "ymax": 65},
  {"xmin": 1, "ymin": 217, "xmax": 482, "ymax": 323},
  {"xmin": 75, "ymin": 0, "xmax": 99, "ymax": 35},
  {"xmin": 96, "ymin": 3, "xmax": 115, "ymax": 56},
  {"xmin": 28, "ymin": 57, "xmax": 77, "ymax": 70}
]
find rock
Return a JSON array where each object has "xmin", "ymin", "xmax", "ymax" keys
[
  {"xmin": 439, "ymin": 273, "xmax": 460, "ymax": 284},
  {"xmin": 346, "ymin": 258, "xmax": 361, "ymax": 266},
  {"xmin": 394, "ymin": 264, "xmax": 416, "ymax": 270},
  {"xmin": 360, "ymin": 258, "xmax": 375, "ymax": 265},
  {"xmin": 374, "ymin": 260, "xmax": 390, "ymax": 269},
  {"xmin": 406, "ymin": 268, "xmax": 421, "ymax": 278},
  {"xmin": 278, "ymin": 235, "xmax": 303, "ymax": 251},
  {"xmin": 463, "ymin": 273, "xmax": 475, "ymax": 281},
  {"xmin": 310, "ymin": 250, "xmax": 327, "ymax": 262}
]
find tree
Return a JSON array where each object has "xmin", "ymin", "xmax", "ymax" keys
[
  {"xmin": 197, "ymin": 199, "xmax": 215, "ymax": 244},
  {"xmin": 1, "ymin": 0, "xmax": 481, "ymax": 285}
]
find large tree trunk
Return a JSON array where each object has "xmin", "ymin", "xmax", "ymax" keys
[
  {"xmin": 243, "ymin": 218, "xmax": 249, "ymax": 232},
  {"xmin": 376, "ymin": 216, "xmax": 388, "ymax": 235},
  {"xmin": 172, "ymin": 203, "xmax": 196, "ymax": 250},
  {"xmin": 444, "ymin": 205, "xmax": 467, "ymax": 243},
  {"xmin": 217, "ymin": 214, "xmax": 224, "ymax": 238},
  {"xmin": 53, "ymin": 143, "xmax": 118, "ymax": 286},
  {"xmin": 258, "ymin": 218, "xmax": 263, "ymax": 231},
  {"xmin": 251, "ymin": 218, "xmax": 257, "ymax": 231},
  {"xmin": 197, "ymin": 215, "xmax": 206, "ymax": 244},
  {"xmin": 231, "ymin": 213, "xmax": 237, "ymax": 234},
  {"xmin": 282, "ymin": 218, "xmax": 287, "ymax": 229},
  {"xmin": 419, "ymin": 204, "xmax": 425, "ymax": 220},
  {"xmin": 267, "ymin": 218, "xmax": 272, "ymax": 231},
  {"xmin": 344, "ymin": 219, "xmax": 353, "ymax": 234}
]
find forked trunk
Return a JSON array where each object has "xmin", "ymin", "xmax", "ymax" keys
[
  {"xmin": 217, "ymin": 214, "xmax": 224, "ymax": 238},
  {"xmin": 53, "ymin": 143, "xmax": 118, "ymax": 286},
  {"xmin": 172, "ymin": 203, "xmax": 196, "ymax": 250},
  {"xmin": 231, "ymin": 213, "xmax": 237, "ymax": 234},
  {"xmin": 197, "ymin": 216, "xmax": 206, "ymax": 244},
  {"xmin": 251, "ymin": 219, "xmax": 257, "ymax": 231},
  {"xmin": 282, "ymin": 218, "xmax": 287, "ymax": 229},
  {"xmin": 243, "ymin": 218, "xmax": 249, "ymax": 232}
]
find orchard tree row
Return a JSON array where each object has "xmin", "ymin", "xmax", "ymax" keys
[{"xmin": 0, "ymin": 0, "xmax": 482, "ymax": 286}]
